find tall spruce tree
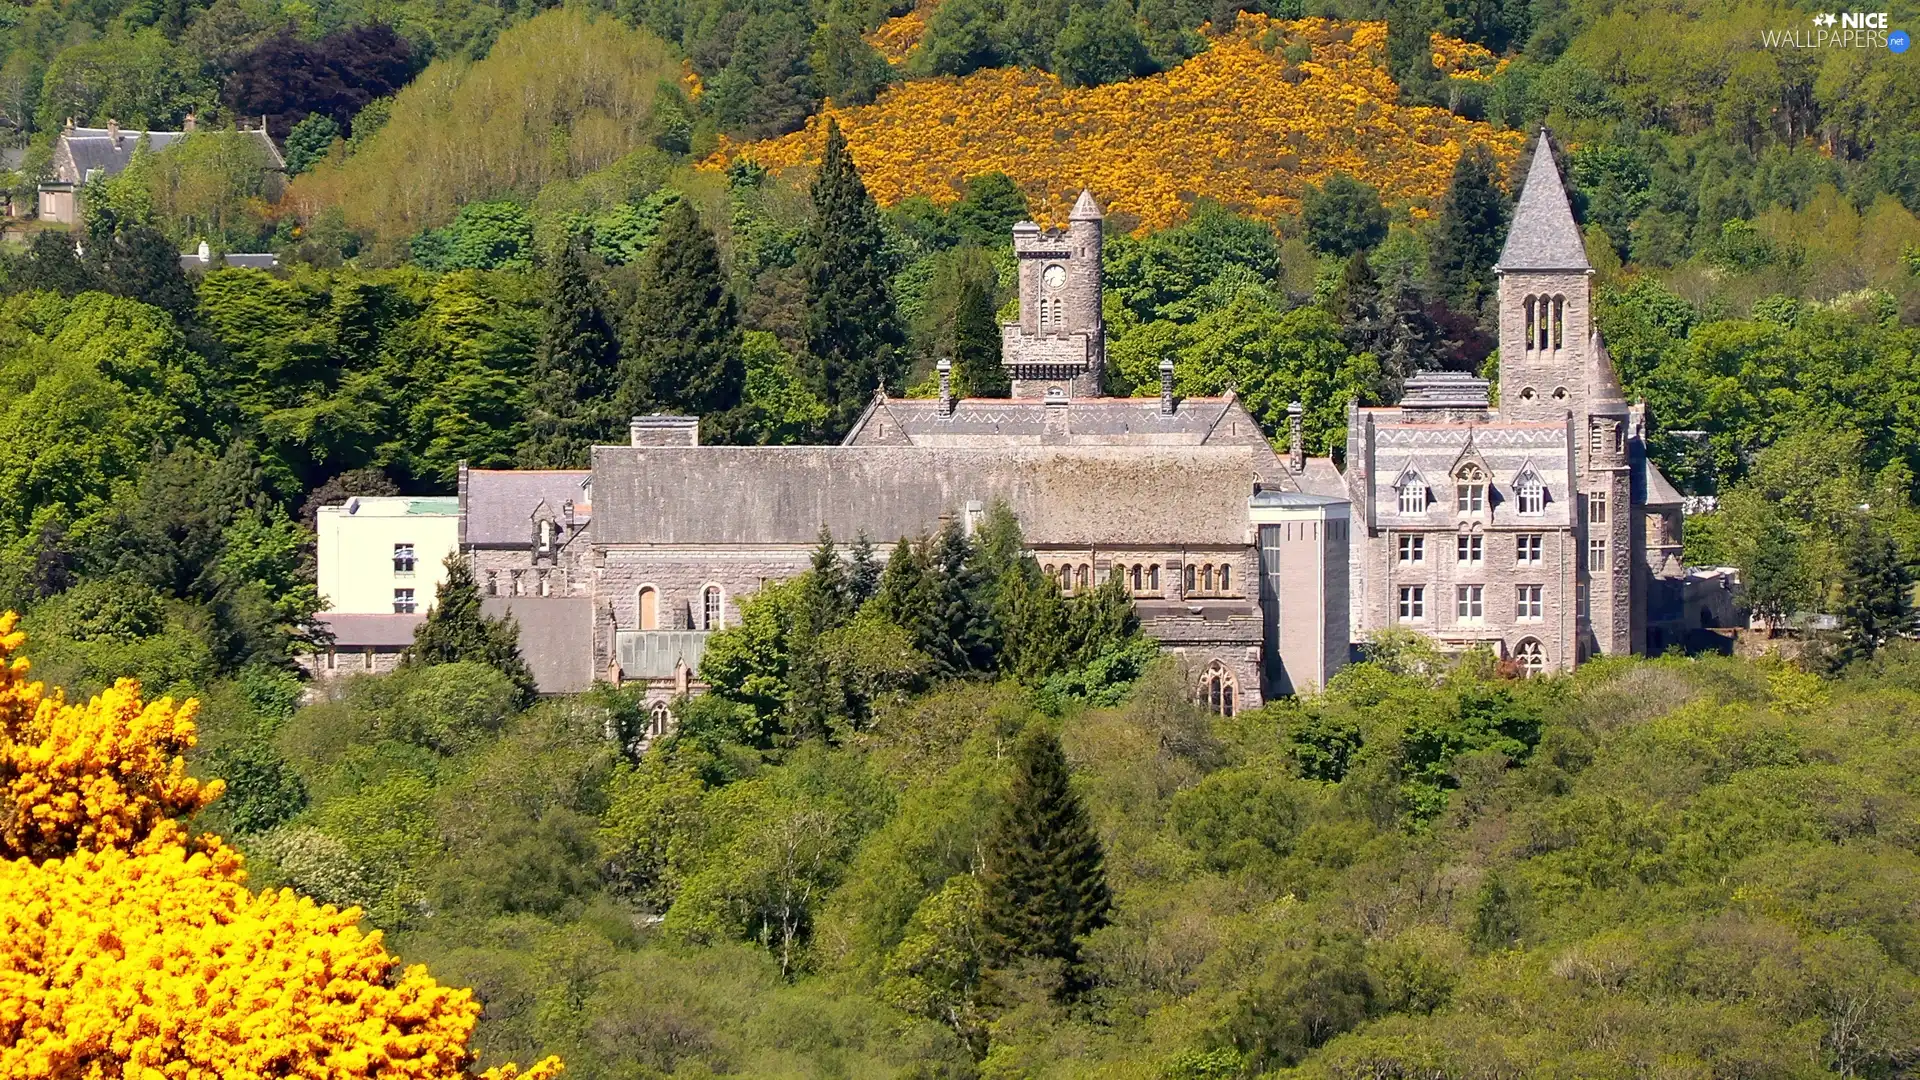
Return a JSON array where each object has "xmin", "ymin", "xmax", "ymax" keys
[
  {"xmin": 1428, "ymin": 143, "xmax": 1510, "ymax": 312},
  {"xmin": 787, "ymin": 528, "xmax": 855, "ymax": 740},
  {"xmin": 980, "ymin": 723, "xmax": 1112, "ymax": 997},
  {"xmin": 1835, "ymin": 520, "xmax": 1913, "ymax": 663},
  {"xmin": 875, "ymin": 536, "xmax": 934, "ymax": 643},
  {"xmin": 847, "ymin": 532, "xmax": 881, "ymax": 608},
  {"xmin": 803, "ymin": 120, "xmax": 906, "ymax": 432},
  {"xmin": 924, "ymin": 520, "xmax": 994, "ymax": 673},
  {"xmin": 402, "ymin": 554, "xmax": 537, "ymax": 703},
  {"xmin": 952, "ymin": 271, "xmax": 1009, "ymax": 398},
  {"xmin": 620, "ymin": 200, "xmax": 745, "ymax": 435},
  {"xmin": 1067, "ymin": 571, "xmax": 1140, "ymax": 665},
  {"xmin": 520, "ymin": 234, "xmax": 620, "ymax": 467}
]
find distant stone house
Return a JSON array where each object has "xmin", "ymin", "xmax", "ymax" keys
[{"xmin": 37, "ymin": 116, "xmax": 284, "ymax": 225}]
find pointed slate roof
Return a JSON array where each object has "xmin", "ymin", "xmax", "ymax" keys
[
  {"xmin": 1587, "ymin": 328, "xmax": 1627, "ymax": 408},
  {"xmin": 1496, "ymin": 130, "xmax": 1590, "ymax": 272},
  {"xmin": 1070, "ymin": 189, "xmax": 1104, "ymax": 220}
]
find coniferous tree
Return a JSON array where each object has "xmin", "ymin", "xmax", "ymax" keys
[
  {"xmin": 1835, "ymin": 520, "xmax": 1912, "ymax": 663},
  {"xmin": 924, "ymin": 520, "xmax": 993, "ymax": 673},
  {"xmin": 620, "ymin": 200, "xmax": 744, "ymax": 435},
  {"xmin": 403, "ymin": 554, "xmax": 537, "ymax": 703},
  {"xmin": 803, "ymin": 120, "xmax": 906, "ymax": 433},
  {"xmin": 1067, "ymin": 571, "xmax": 1139, "ymax": 665},
  {"xmin": 953, "ymin": 272, "xmax": 1009, "ymax": 398},
  {"xmin": 999, "ymin": 562, "xmax": 1072, "ymax": 679},
  {"xmin": 521, "ymin": 234, "xmax": 620, "ymax": 468},
  {"xmin": 875, "ymin": 536, "xmax": 933, "ymax": 641},
  {"xmin": 847, "ymin": 532, "xmax": 881, "ymax": 608},
  {"xmin": 1428, "ymin": 143, "xmax": 1510, "ymax": 312},
  {"xmin": 979, "ymin": 723, "xmax": 1112, "ymax": 997}
]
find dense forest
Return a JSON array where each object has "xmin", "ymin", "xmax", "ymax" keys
[{"xmin": 2, "ymin": 0, "xmax": 1920, "ymax": 1072}]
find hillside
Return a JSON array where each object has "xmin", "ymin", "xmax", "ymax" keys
[{"xmin": 716, "ymin": 16, "xmax": 1524, "ymax": 228}]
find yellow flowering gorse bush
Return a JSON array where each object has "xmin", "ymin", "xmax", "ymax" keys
[
  {"xmin": 0, "ymin": 614, "xmax": 562, "ymax": 1080},
  {"xmin": 735, "ymin": 15, "xmax": 1522, "ymax": 228}
]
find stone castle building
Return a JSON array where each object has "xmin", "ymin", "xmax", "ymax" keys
[
  {"xmin": 320, "ymin": 130, "xmax": 1684, "ymax": 708},
  {"xmin": 1343, "ymin": 134, "xmax": 1685, "ymax": 670}
]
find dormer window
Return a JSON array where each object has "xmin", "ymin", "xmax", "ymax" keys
[
  {"xmin": 1394, "ymin": 466, "xmax": 1428, "ymax": 515},
  {"xmin": 1514, "ymin": 464, "xmax": 1546, "ymax": 515},
  {"xmin": 1454, "ymin": 464, "xmax": 1486, "ymax": 513}
]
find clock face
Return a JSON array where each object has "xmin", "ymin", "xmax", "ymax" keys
[{"xmin": 1042, "ymin": 264, "xmax": 1067, "ymax": 291}]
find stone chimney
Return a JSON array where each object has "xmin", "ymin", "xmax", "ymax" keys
[
  {"xmin": 630, "ymin": 414, "xmax": 700, "ymax": 447},
  {"xmin": 183, "ymin": 112, "xmax": 196, "ymax": 133},
  {"xmin": 1043, "ymin": 386, "xmax": 1071, "ymax": 437},
  {"xmin": 1159, "ymin": 358, "xmax": 1176, "ymax": 415},
  {"xmin": 456, "ymin": 460, "xmax": 470, "ymax": 547},
  {"xmin": 1287, "ymin": 401, "xmax": 1305, "ymax": 473},
  {"xmin": 106, "ymin": 118, "xmax": 120, "ymax": 146},
  {"xmin": 937, "ymin": 358, "xmax": 955, "ymax": 417}
]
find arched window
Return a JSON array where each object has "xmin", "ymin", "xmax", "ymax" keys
[
  {"xmin": 1199, "ymin": 660, "xmax": 1239, "ymax": 716},
  {"xmin": 1523, "ymin": 296, "xmax": 1536, "ymax": 352},
  {"xmin": 1551, "ymin": 295, "xmax": 1565, "ymax": 350},
  {"xmin": 1219, "ymin": 564, "xmax": 1231, "ymax": 593},
  {"xmin": 1058, "ymin": 564, "xmax": 1072, "ymax": 592},
  {"xmin": 637, "ymin": 586, "xmax": 658, "ymax": 631},
  {"xmin": 1075, "ymin": 564, "xmax": 1089, "ymax": 591},
  {"xmin": 1148, "ymin": 565, "xmax": 1160, "ymax": 592},
  {"xmin": 1202, "ymin": 564, "xmax": 1216, "ymax": 593},
  {"xmin": 702, "ymin": 585, "xmax": 723, "ymax": 630},
  {"xmin": 1514, "ymin": 638, "xmax": 1546, "ymax": 676},
  {"xmin": 1183, "ymin": 564, "xmax": 1196, "ymax": 594},
  {"xmin": 648, "ymin": 700, "xmax": 672, "ymax": 739},
  {"xmin": 1129, "ymin": 564, "xmax": 1142, "ymax": 592},
  {"xmin": 1455, "ymin": 464, "xmax": 1486, "ymax": 513}
]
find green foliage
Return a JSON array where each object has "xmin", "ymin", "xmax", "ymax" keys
[
  {"xmin": 1052, "ymin": 2, "xmax": 1156, "ymax": 89},
  {"xmin": 402, "ymin": 554, "xmax": 537, "ymax": 703},
  {"xmin": 979, "ymin": 723, "xmax": 1111, "ymax": 995},
  {"xmin": 410, "ymin": 201, "xmax": 536, "ymax": 272},
  {"xmin": 284, "ymin": 113, "xmax": 341, "ymax": 177},
  {"xmin": 1427, "ymin": 142, "xmax": 1509, "ymax": 311},
  {"xmin": 1301, "ymin": 172, "xmax": 1390, "ymax": 258},
  {"xmin": 617, "ymin": 199, "xmax": 745, "ymax": 435},
  {"xmin": 803, "ymin": 120, "xmax": 905, "ymax": 434},
  {"xmin": 518, "ymin": 234, "xmax": 622, "ymax": 467}
]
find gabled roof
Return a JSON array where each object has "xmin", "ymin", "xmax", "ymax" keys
[
  {"xmin": 464, "ymin": 469, "xmax": 591, "ymax": 545},
  {"xmin": 1390, "ymin": 459, "xmax": 1426, "ymax": 489},
  {"xmin": 1448, "ymin": 430, "xmax": 1490, "ymax": 478},
  {"xmin": 1496, "ymin": 130, "xmax": 1591, "ymax": 272},
  {"xmin": 1511, "ymin": 458, "xmax": 1545, "ymax": 490},
  {"xmin": 54, "ymin": 125, "xmax": 283, "ymax": 184}
]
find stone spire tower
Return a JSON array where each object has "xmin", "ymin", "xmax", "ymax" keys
[
  {"xmin": 1495, "ymin": 130, "xmax": 1594, "ymax": 424},
  {"xmin": 1002, "ymin": 189, "xmax": 1106, "ymax": 398}
]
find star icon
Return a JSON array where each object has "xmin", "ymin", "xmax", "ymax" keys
[{"xmin": 1815, "ymin": 12, "xmax": 1837, "ymax": 26}]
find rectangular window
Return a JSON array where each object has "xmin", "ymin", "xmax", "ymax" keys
[
  {"xmin": 1516, "ymin": 534, "xmax": 1543, "ymax": 564},
  {"xmin": 1516, "ymin": 585, "xmax": 1543, "ymax": 621},
  {"xmin": 1589, "ymin": 492, "xmax": 1608, "ymax": 524},
  {"xmin": 1456, "ymin": 534, "xmax": 1482, "ymax": 565},
  {"xmin": 363, "ymin": 648, "xmax": 374, "ymax": 671},
  {"xmin": 1399, "ymin": 486, "xmax": 1425, "ymax": 514},
  {"xmin": 1576, "ymin": 582, "xmax": 1589, "ymax": 618},
  {"xmin": 1456, "ymin": 584, "xmax": 1484, "ymax": 622},
  {"xmin": 1456, "ymin": 483, "xmax": 1484, "ymax": 512},
  {"xmin": 1397, "ymin": 585, "xmax": 1426, "ymax": 621},
  {"xmin": 1518, "ymin": 484, "xmax": 1544, "ymax": 515},
  {"xmin": 537, "ymin": 570, "xmax": 551, "ymax": 597},
  {"xmin": 393, "ymin": 588, "xmax": 416, "ymax": 614},
  {"xmin": 393, "ymin": 543, "xmax": 415, "ymax": 574},
  {"xmin": 1588, "ymin": 538, "xmax": 1607, "ymax": 571},
  {"xmin": 1397, "ymin": 535, "xmax": 1424, "ymax": 564}
]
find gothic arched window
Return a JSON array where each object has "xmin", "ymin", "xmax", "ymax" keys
[
  {"xmin": 702, "ymin": 585, "xmax": 723, "ymax": 630},
  {"xmin": 648, "ymin": 700, "xmax": 672, "ymax": 739},
  {"xmin": 1199, "ymin": 660, "xmax": 1239, "ymax": 716},
  {"xmin": 1514, "ymin": 638, "xmax": 1546, "ymax": 676},
  {"xmin": 1524, "ymin": 296, "xmax": 1537, "ymax": 352},
  {"xmin": 1551, "ymin": 295, "xmax": 1565, "ymax": 350},
  {"xmin": 637, "ymin": 586, "xmax": 659, "ymax": 631}
]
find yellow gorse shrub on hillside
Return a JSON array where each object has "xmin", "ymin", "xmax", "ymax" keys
[
  {"xmin": 0, "ymin": 613, "xmax": 562, "ymax": 1080},
  {"xmin": 757, "ymin": 15, "xmax": 1522, "ymax": 228}
]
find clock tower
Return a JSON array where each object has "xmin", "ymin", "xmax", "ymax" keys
[{"xmin": 1003, "ymin": 189, "xmax": 1106, "ymax": 398}]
